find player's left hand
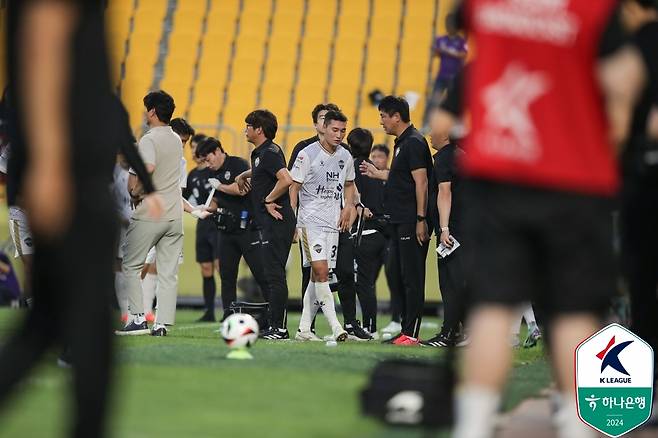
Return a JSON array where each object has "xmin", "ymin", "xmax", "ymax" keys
[
  {"xmin": 208, "ymin": 178, "xmax": 221, "ymax": 190},
  {"xmin": 265, "ymin": 202, "xmax": 283, "ymax": 220},
  {"xmin": 338, "ymin": 205, "xmax": 355, "ymax": 232},
  {"xmin": 359, "ymin": 161, "xmax": 378, "ymax": 178},
  {"xmin": 440, "ymin": 229, "xmax": 453, "ymax": 248},
  {"xmin": 416, "ymin": 220, "xmax": 429, "ymax": 246}
]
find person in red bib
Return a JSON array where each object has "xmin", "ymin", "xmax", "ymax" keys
[{"xmin": 433, "ymin": 1, "xmax": 647, "ymax": 437}]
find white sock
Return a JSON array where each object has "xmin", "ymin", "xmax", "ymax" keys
[
  {"xmin": 523, "ymin": 305, "xmax": 538, "ymax": 331},
  {"xmin": 554, "ymin": 393, "xmax": 597, "ymax": 438},
  {"xmin": 299, "ymin": 281, "xmax": 316, "ymax": 332},
  {"xmin": 114, "ymin": 271, "xmax": 128, "ymax": 315},
  {"xmin": 142, "ymin": 273, "xmax": 157, "ymax": 313},
  {"xmin": 314, "ymin": 281, "xmax": 343, "ymax": 337},
  {"xmin": 453, "ymin": 385, "xmax": 501, "ymax": 438}
]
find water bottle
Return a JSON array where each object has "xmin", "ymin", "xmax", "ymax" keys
[{"xmin": 240, "ymin": 210, "xmax": 248, "ymax": 230}]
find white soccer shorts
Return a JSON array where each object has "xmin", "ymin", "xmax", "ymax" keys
[
  {"xmin": 300, "ymin": 227, "xmax": 339, "ymax": 269},
  {"xmin": 8, "ymin": 206, "xmax": 33, "ymax": 257}
]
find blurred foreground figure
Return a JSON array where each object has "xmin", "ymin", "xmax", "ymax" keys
[
  {"xmin": 433, "ymin": 1, "xmax": 646, "ymax": 438},
  {"xmin": 0, "ymin": 1, "xmax": 158, "ymax": 437}
]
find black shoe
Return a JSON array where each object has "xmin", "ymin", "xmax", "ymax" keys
[
  {"xmin": 151, "ymin": 325, "xmax": 168, "ymax": 337},
  {"xmin": 57, "ymin": 348, "xmax": 72, "ymax": 368},
  {"xmin": 259, "ymin": 327, "xmax": 290, "ymax": 340},
  {"xmin": 382, "ymin": 333, "xmax": 403, "ymax": 344},
  {"xmin": 197, "ymin": 311, "xmax": 216, "ymax": 323},
  {"xmin": 345, "ymin": 320, "xmax": 373, "ymax": 341},
  {"xmin": 115, "ymin": 320, "xmax": 149, "ymax": 336},
  {"xmin": 420, "ymin": 329, "xmax": 458, "ymax": 347}
]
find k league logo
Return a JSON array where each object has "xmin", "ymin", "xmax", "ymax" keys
[{"xmin": 575, "ymin": 323, "xmax": 654, "ymax": 437}]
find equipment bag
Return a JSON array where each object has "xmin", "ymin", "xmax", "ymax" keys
[
  {"xmin": 227, "ymin": 301, "xmax": 270, "ymax": 330},
  {"xmin": 360, "ymin": 357, "xmax": 455, "ymax": 428}
]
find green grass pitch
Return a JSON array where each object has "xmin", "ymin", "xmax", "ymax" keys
[{"xmin": 0, "ymin": 309, "xmax": 549, "ymax": 438}]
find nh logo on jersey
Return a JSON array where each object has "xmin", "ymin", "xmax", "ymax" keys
[
  {"xmin": 576, "ymin": 323, "xmax": 654, "ymax": 437},
  {"xmin": 326, "ymin": 171, "xmax": 340, "ymax": 182}
]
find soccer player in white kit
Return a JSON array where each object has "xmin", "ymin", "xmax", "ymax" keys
[{"xmin": 290, "ymin": 110, "xmax": 357, "ymax": 342}]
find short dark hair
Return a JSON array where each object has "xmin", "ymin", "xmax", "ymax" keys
[
  {"xmin": 245, "ymin": 109, "xmax": 278, "ymax": 140},
  {"xmin": 170, "ymin": 118, "xmax": 195, "ymax": 138},
  {"xmin": 635, "ymin": 0, "xmax": 658, "ymax": 9},
  {"xmin": 371, "ymin": 144, "xmax": 390, "ymax": 157},
  {"xmin": 347, "ymin": 128, "xmax": 373, "ymax": 159},
  {"xmin": 311, "ymin": 103, "xmax": 340, "ymax": 124},
  {"xmin": 195, "ymin": 137, "xmax": 224, "ymax": 158},
  {"xmin": 191, "ymin": 133, "xmax": 207, "ymax": 145},
  {"xmin": 323, "ymin": 110, "xmax": 348, "ymax": 127},
  {"xmin": 378, "ymin": 95, "xmax": 410, "ymax": 123},
  {"xmin": 143, "ymin": 90, "xmax": 175, "ymax": 124}
]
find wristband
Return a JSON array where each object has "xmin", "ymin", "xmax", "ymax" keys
[
  {"xmin": 416, "ymin": 215, "xmax": 426, "ymax": 222},
  {"xmin": 441, "ymin": 226, "xmax": 449, "ymax": 232},
  {"xmin": 263, "ymin": 199, "xmax": 274, "ymax": 205}
]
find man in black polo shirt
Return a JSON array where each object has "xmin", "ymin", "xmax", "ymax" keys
[
  {"xmin": 360, "ymin": 96, "xmax": 432, "ymax": 345},
  {"xmin": 421, "ymin": 128, "xmax": 467, "ymax": 347},
  {"xmin": 196, "ymin": 137, "xmax": 270, "ymax": 322},
  {"xmin": 236, "ymin": 110, "xmax": 295, "ymax": 340},
  {"xmin": 349, "ymin": 128, "xmax": 387, "ymax": 335},
  {"xmin": 288, "ymin": 103, "xmax": 340, "ymax": 302}
]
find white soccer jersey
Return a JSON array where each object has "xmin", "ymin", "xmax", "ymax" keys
[{"xmin": 291, "ymin": 142, "xmax": 355, "ymax": 230}]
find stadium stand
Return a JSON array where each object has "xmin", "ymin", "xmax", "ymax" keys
[{"xmin": 108, "ymin": 0, "xmax": 455, "ymax": 158}]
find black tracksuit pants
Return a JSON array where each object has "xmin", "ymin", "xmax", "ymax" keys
[
  {"xmin": 259, "ymin": 212, "xmax": 296, "ymax": 329},
  {"xmin": 436, "ymin": 228, "xmax": 467, "ymax": 333},
  {"xmin": 334, "ymin": 231, "xmax": 357, "ymax": 324},
  {"xmin": 354, "ymin": 230, "xmax": 387, "ymax": 332},
  {"xmin": 0, "ymin": 197, "xmax": 116, "ymax": 438},
  {"xmin": 218, "ymin": 228, "xmax": 269, "ymax": 316},
  {"xmin": 621, "ymin": 171, "xmax": 658, "ymax": 378},
  {"xmin": 387, "ymin": 222, "xmax": 429, "ymax": 338}
]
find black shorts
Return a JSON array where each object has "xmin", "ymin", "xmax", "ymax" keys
[
  {"xmin": 464, "ymin": 179, "xmax": 617, "ymax": 319},
  {"xmin": 195, "ymin": 221, "xmax": 219, "ymax": 263}
]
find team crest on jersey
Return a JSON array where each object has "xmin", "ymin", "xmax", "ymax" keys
[
  {"xmin": 224, "ymin": 171, "xmax": 231, "ymax": 180},
  {"xmin": 313, "ymin": 244, "xmax": 322, "ymax": 254},
  {"xmin": 395, "ymin": 148, "xmax": 400, "ymax": 157},
  {"xmin": 254, "ymin": 157, "xmax": 260, "ymax": 167},
  {"xmin": 338, "ymin": 159, "xmax": 345, "ymax": 170}
]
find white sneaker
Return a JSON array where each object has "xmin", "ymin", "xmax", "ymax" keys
[
  {"xmin": 295, "ymin": 330, "xmax": 322, "ymax": 342},
  {"xmin": 381, "ymin": 321, "xmax": 402, "ymax": 334}
]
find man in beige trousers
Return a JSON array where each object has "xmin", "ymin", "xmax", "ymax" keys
[{"xmin": 117, "ymin": 90, "xmax": 184, "ymax": 337}]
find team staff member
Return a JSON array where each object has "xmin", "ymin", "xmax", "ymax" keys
[
  {"xmin": 421, "ymin": 128, "xmax": 467, "ymax": 348},
  {"xmin": 288, "ymin": 103, "xmax": 340, "ymax": 305},
  {"xmin": 432, "ymin": 1, "xmax": 646, "ymax": 436},
  {"xmin": 0, "ymin": 1, "xmax": 160, "ymax": 436},
  {"xmin": 236, "ymin": 110, "xmax": 295, "ymax": 340},
  {"xmin": 196, "ymin": 137, "xmax": 270, "ymax": 322},
  {"xmin": 360, "ymin": 96, "xmax": 432, "ymax": 346},
  {"xmin": 118, "ymin": 90, "xmax": 186, "ymax": 337},
  {"xmin": 368, "ymin": 144, "xmax": 403, "ymax": 334},
  {"xmin": 349, "ymin": 128, "xmax": 387, "ymax": 336},
  {"xmin": 184, "ymin": 133, "xmax": 224, "ymax": 322}
]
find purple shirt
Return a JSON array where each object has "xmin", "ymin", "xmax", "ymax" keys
[{"xmin": 434, "ymin": 35, "xmax": 467, "ymax": 81}]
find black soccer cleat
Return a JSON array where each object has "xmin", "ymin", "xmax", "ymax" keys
[
  {"xmin": 345, "ymin": 320, "xmax": 374, "ymax": 341},
  {"xmin": 115, "ymin": 320, "xmax": 150, "ymax": 336},
  {"xmin": 420, "ymin": 329, "xmax": 465, "ymax": 348},
  {"xmin": 151, "ymin": 326, "xmax": 168, "ymax": 337},
  {"xmin": 258, "ymin": 327, "xmax": 290, "ymax": 340}
]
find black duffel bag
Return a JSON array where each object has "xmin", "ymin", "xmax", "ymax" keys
[
  {"xmin": 361, "ymin": 357, "xmax": 455, "ymax": 429},
  {"xmin": 227, "ymin": 301, "xmax": 269, "ymax": 330}
]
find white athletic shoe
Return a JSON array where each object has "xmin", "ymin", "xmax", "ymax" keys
[
  {"xmin": 380, "ymin": 321, "xmax": 402, "ymax": 334},
  {"xmin": 295, "ymin": 330, "xmax": 323, "ymax": 342}
]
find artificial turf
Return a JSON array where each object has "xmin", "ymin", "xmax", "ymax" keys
[{"xmin": 0, "ymin": 309, "xmax": 550, "ymax": 438}]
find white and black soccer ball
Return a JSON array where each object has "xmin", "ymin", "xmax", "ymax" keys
[{"xmin": 220, "ymin": 313, "xmax": 259, "ymax": 349}]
